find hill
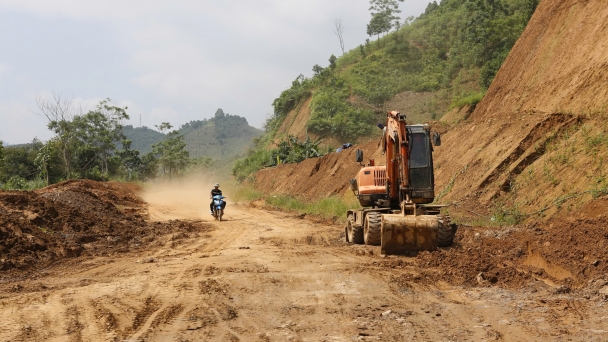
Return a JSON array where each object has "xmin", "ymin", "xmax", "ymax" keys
[
  {"xmin": 264, "ymin": 0, "xmax": 538, "ymax": 145},
  {"xmin": 180, "ymin": 109, "xmax": 263, "ymax": 159},
  {"xmin": 248, "ymin": 0, "xmax": 608, "ymax": 224},
  {"xmin": 122, "ymin": 125, "xmax": 165, "ymax": 155},
  {"xmin": 122, "ymin": 109, "xmax": 263, "ymax": 160},
  {"xmin": 233, "ymin": 0, "xmax": 539, "ymax": 179}
]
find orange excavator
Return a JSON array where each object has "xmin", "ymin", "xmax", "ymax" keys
[{"xmin": 345, "ymin": 111, "xmax": 455, "ymax": 254}]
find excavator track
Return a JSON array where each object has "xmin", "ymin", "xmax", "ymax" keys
[{"xmin": 364, "ymin": 212, "xmax": 382, "ymax": 245}]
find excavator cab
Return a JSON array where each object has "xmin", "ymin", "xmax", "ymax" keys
[
  {"xmin": 406, "ymin": 125, "xmax": 435, "ymax": 204},
  {"xmin": 351, "ymin": 125, "xmax": 436, "ymax": 207}
]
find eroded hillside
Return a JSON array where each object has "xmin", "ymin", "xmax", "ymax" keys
[{"xmin": 434, "ymin": 0, "xmax": 608, "ymax": 219}]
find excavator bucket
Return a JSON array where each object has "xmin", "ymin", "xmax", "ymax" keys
[{"xmin": 380, "ymin": 214, "xmax": 440, "ymax": 255}]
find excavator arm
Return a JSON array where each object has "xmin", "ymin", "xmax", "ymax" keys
[{"xmin": 384, "ymin": 111, "xmax": 410, "ymax": 203}]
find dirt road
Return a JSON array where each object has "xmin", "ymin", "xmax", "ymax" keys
[{"xmin": 0, "ymin": 183, "xmax": 607, "ymax": 341}]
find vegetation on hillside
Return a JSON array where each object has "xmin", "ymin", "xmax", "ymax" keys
[
  {"xmin": 271, "ymin": 0, "xmax": 539, "ymax": 138},
  {"xmin": 181, "ymin": 109, "xmax": 263, "ymax": 159},
  {"xmin": 232, "ymin": 135, "xmax": 331, "ymax": 182},
  {"xmin": 121, "ymin": 125, "xmax": 165, "ymax": 155},
  {"xmin": 1, "ymin": 102, "xmax": 263, "ymax": 190},
  {"xmin": 122, "ymin": 108, "xmax": 263, "ymax": 159},
  {"xmin": 0, "ymin": 97, "xmax": 157, "ymax": 189},
  {"xmin": 233, "ymin": 0, "xmax": 540, "ymax": 182}
]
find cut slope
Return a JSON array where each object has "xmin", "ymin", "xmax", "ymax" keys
[
  {"xmin": 252, "ymin": 141, "xmax": 383, "ymax": 199},
  {"xmin": 471, "ymin": 0, "xmax": 608, "ymax": 119},
  {"xmin": 432, "ymin": 0, "xmax": 608, "ymax": 219}
]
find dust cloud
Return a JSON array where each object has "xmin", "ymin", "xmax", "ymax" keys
[{"xmin": 141, "ymin": 173, "xmax": 231, "ymax": 221}]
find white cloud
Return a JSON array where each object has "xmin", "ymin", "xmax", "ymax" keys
[
  {"xmin": 0, "ymin": 101, "xmax": 53, "ymax": 144},
  {"xmin": 0, "ymin": 0, "xmax": 176, "ymax": 21}
]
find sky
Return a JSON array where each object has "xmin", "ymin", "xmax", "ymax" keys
[{"xmin": 0, "ymin": 0, "xmax": 433, "ymax": 145}]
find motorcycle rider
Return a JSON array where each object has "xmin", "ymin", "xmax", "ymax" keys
[{"xmin": 209, "ymin": 183, "xmax": 226, "ymax": 215}]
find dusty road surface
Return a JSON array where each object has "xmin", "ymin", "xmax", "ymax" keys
[{"xmin": 1, "ymin": 182, "xmax": 607, "ymax": 341}]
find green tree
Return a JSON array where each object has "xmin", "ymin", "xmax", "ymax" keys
[
  {"xmin": 116, "ymin": 139, "xmax": 141, "ymax": 181},
  {"xmin": 329, "ymin": 55, "xmax": 337, "ymax": 70},
  {"xmin": 73, "ymin": 99, "xmax": 129, "ymax": 175},
  {"xmin": 367, "ymin": 0, "xmax": 404, "ymax": 38},
  {"xmin": 0, "ymin": 140, "xmax": 42, "ymax": 183},
  {"xmin": 312, "ymin": 64, "xmax": 325, "ymax": 76},
  {"xmin": 367, "ymin": 11, "xmax": 392, "ymax": 40},
  {"xmin": 155, "ymin": 122, "xmax": 173, "ymax": 134},
  {"xmin": 34, "ymin": 139, "xmax": 56, "ymax": 186},
  {"xmin": 214, "ymin": 108, "xmax": 225, "ymax": 119},
  {"xmin": 152, "ymin": 124, "xmax": 189, "ymax": 180},
  {"xmin": 115, "ymin": 139, "xmax": 157, "ymax": 181},
  {"xmin": 138, "ymin": 153, "xmax": 159, "ymax": 180}
]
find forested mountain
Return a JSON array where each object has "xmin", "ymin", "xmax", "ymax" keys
[
  {"xmin": 122, "ymin": 109, "xmax": 263, "ymax": 159},
  {"xmin": 181, "ymin": 109, "xmax": 263, "ymax": 159}
]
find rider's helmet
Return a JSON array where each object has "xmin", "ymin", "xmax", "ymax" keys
[{"xmin": 214, "ymin": 183, "xmax": 220, "ymax": 187}]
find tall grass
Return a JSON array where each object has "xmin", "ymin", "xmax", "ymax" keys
[
  {"xmin": 449, "ymin": 92, "xmax": 485, "ymax": 109},
  {"xmin": 266, "ymin": 194, "xmax": 360, "ymax": 224},
  {"xmin": 224, "ymin": 181, "xmax": 360, "ymax": 223},
  {"xmin": 1, "ymin": 177, "xmax": 47, "ymax": 191},
  {"xmin": 228, "ymin": 185, "xmax": 265, "ymax": 202}
]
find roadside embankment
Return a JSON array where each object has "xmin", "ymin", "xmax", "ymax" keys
[{"xmin": 250, "ymin": 140, "xmax": 382, "ymax": 200}]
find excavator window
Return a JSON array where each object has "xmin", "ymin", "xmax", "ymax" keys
[{"xmin": 409, "ymin": 133, "xmax": 428, "ymax": 168}]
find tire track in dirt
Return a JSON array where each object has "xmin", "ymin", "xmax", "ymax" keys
[
  {"xmin": 122, "ymin": 201, "xmax": 257, "ymax": 340},
  {"xmin": 2, "ymin": 182, "xmax": 607, "ymax": 341}
]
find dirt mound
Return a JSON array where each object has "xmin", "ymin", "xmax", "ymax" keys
[
  {"xmin": 252, "ymin": 140, "xmax": 384, "ymax": 199},
  {"xmin": 0, "ymin": 180, "xmax": 211, "ymax": 274},
  {"xmin": 370, "ymin": 201, "xmax": 608, "ymax": 289}
]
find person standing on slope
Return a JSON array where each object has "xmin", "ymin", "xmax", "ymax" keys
[{"xmin": 210, "ymin": 183, "xmax": 225, "ymax": 215}]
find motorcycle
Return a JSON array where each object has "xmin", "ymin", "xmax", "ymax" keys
[{"xmin": 212, "ymin": 195, "xmax": 226, "ymax": 221}]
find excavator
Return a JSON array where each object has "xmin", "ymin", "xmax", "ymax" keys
[{"xmin": 345, "ymin": 111, "xmax": 455, "ymax": 255}]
